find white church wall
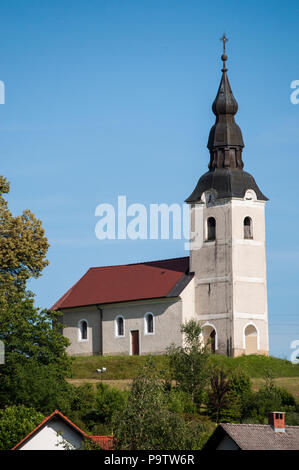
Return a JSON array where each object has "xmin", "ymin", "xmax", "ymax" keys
[
  {"xmin": 61, "ymin": 305, "xmax": 102, "ymax": 356},
  {"xmin": 101, "ymin": 298, "xmax": 183, "ymax": 355},
  {"xmin": 181, "ymin": 277, "xmax": 195, "ymax": 323}
]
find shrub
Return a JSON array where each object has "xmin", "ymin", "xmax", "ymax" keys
[
  {"xmin": 167, "ymin": 389, "xmax": 196, "ymax": 414},
  {"xmin": 277, "ymin": 387, "xmax": 297, "ymax": 408},
  {"xmin": 0, "ymin": 405, "xmax": 44, "ymax": 450},
  {"xmin": 112, "ymin": 359, "xmax": 206, "ymax": 450},
  {"xmin": 94, "ymin": 382, "xmax": 128, "ymax": 423}
]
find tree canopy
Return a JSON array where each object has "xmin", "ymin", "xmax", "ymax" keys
[
  {"xmin": 112, "ymin": 359, "xmax": 206, "ymax": 450},
  {"xmin": 0, "ymin": 176, "xmax": 49, "ymax": 296},
  {"xmin": 167, "ymin": 319, "xmax": 210, "ymax": 406},
  {"xmin": 0, "ymin": 177, "xmax": 72, "ymax": 414}
]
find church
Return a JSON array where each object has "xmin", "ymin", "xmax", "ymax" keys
[{"xmin": 52, "ymin": 41, "xmax": 269, "ymax": 358}]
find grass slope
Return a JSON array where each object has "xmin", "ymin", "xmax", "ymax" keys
[{"xmin": 70, "ymin": 354, "xmax": 299, "ymax": 380}]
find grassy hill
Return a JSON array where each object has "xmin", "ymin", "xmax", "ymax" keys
[{"xmin": 70, "ymin": 354, "xmax": 299, "ymax": 381}]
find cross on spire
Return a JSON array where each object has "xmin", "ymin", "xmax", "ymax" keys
[
  {"xmin": 220, "ymin": 33, "xmax": 228, "ymax": 71},
  {"xmin": 220, "ymin": 33, "xmax": 228, "ymax": 53}
]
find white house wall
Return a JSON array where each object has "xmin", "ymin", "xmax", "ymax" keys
[{"xmin": 18, "ymin": 419, "xmax": 84, "ymax": 450}]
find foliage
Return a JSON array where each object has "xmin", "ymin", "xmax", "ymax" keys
[
  {"xmin": 226, "ymin": 369, "xmax": 253, "ymax": 421},
  {"xmin": 66, "ymin": 382, "xmax": 128, "ymax": 436},
  {"xmin": 0, "ymin": 290, "xmax": 72, "ymax": 414},
  {"xmin": 94, "ymin": 382, "xmax": 128, "ymax": 423},
  {"xmin": 0, "ymin": 290, "xmax": 70, "ymax": 367},
  {"xmin": 70, "ymin": 383, "xmax": 97, "ymax": 418},
  {"xmin": 0, "ymin": 176, "xmax": 49, "ymax": 295},
  {"xmin": 0, "ymin": 176, "xmax": 73, "ymax": 415},
  {"xmin": 277, "ymin": 386, "xmax": 297, "ymax": 409},
  {"xmin": 0, "ymin": 356, "xmax": 75, "ymax": 415},
  {"xmin": 167, "ymin": 320, "xmax": 210, "ymax": 406},
  {"xmin": 244, "ymin": 372, "xmax": 284, "ymax": 423},
  {"xmin": 112, "ymin": 359, "xmax": 205, "ymax": 450},
  {"xmin": 285, "ymin": 411, "xmax": 299, "ymax": 425},
  {"xmin": 207, "ymin": 367, "xmax": 232, "ymax": 423},
  {"xmin": 167, "ymin": 388, "xmax": 196, "ymax": 414},
  {"xmin": 0, "ymin": 405, "xmax": 44, "ymax": 450}
]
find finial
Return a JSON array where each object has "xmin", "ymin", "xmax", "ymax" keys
[{"xmin": 220, "ymin": 33, "xmax": 228, "ymax": 71}]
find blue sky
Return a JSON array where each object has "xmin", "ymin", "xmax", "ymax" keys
[{"xmin": 0, "ymin": 0, "xmax": 298, "ymax": 359}]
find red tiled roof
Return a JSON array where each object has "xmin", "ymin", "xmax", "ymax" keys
[
  {"xmin": 12, "ymin": 409, "xmax": 113, "ymax": 450},
  {"xmin": 51, "ymin": 257, "xmax": 190, "ymax": 310},
  {"xmin": 90, "ymin": 435, "xmax": 114, "ymax": 450}
]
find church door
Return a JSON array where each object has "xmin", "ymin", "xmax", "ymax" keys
[{"xmin": 131, "ymin": 330, "xmax": 140, "ymax": 355}]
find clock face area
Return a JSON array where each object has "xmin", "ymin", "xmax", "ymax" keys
[
  {"xmin": 244, "ymin": 189, "xmax": 257, "ymax": 202},
  {"xmin": 201, "ymin": 190, "xmax": 216, "ymax": 206}
]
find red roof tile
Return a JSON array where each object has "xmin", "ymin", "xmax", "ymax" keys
[
  {"xmin": 51, "ymin": 257, "xmax": 190, "ymax": 310},
  {"xmin": 90, "ymin": 435, "xmax": 114, "ymax": 450}
]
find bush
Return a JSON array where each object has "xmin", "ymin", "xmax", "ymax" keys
[
  {"xmin": 112, "ymin": 359, "xmax": 207, "ymax": 450},
  {"xmin": 167, "ymin": 389, "xmax": 196, "ymax": 414},
  {"xmin": 286, "ymin": 411, "xmax": 299, "ymax": 425},
  {"xmin": 0, "ymin": 357, "xmax": 75, "ymax": 415},
  {"xmin": 277, "ymin": 387, "xmax": 297, "ymax": 408},
  {"xmin": 94, "ymin": 382, "xmax": 128, "ymax": 424},
  {"xmin": 0, "ymin": 405, "xmax": 44, "ymax": 450},
  {"xmin": 167, "ymin": 320, "xmax": 210, "ymax": 407},
  {"xmin": 244, "ymin": 373, "xmax": 283, "ymax": 423}
]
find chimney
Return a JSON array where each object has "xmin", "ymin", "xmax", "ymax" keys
[{"xmin": 268, "ymin": 412, "xmax": 285, "ymax": 432}]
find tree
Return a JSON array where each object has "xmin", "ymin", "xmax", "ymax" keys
[
  {"xmin": 166, "ymin": 320, "xmax": 210, "ymax": 406},
  {"xmin": 0, "ymin": 176, "xmax": 72, "ymax": 414},
  {"xmin": 207, "ymin": 367, "xmax": 231, "ymax": 423},
  {"xmin": 244, "ymin": 371, "xmax": 283, "ymax": 423},
  {"xmin": 112, "ymin": 359, "xmax": 204, "ymax": 450},
  {"xmin": 0, "ymin": 405, "xmax": 44, "ymax": 450},
  {"xmin": 72, "ymin": 382, "xmax": 128, "ymax": 435},
  {"xmin": 0, "ymin": 176, "xmax": 49, "ymax": 295},
  {"xmin": 0, "ymin": 291, "xmax": 70, "ymax": 367},
  {"xmin": 94, "ymin": 382, "xmax": 127, "ymax": 424}
]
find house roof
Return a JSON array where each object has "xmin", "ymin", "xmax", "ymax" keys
[
  {"xmin": 203, "ymin": 422, "xmax": 299, "ymax": 451},
  {"xmin": 89, "ymin": 435, "xmax": 114, "ymax": 450},
  {"xmin": 12, "ymin": 410, "xmax": 113, "ymax": 450},
  {"xmin": 51, "ymin": 256, "xmax": 192, "ymax": 310}
]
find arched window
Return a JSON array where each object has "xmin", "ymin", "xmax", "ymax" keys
[
  {"xmin": 202, "ymin": 324, "xmax": 217, "ymax": 353},
  {"xmin": 144, "ymin": 312, "xmax": 154, "ymax": 335},
  {"xmin": 244, "ymin": 216, "xmax": 253, "ymax": 239},
  {"xmin": 78, "ymin": 320, "xmax": 88, "ymax": 341},
  {"xmin": 244, "ymin": 324, "xmax": 258, "ymax": 354},
  {"xmin": 115, "ymin": 315, "xmax": 124, "ymax": 337},
  {"xmin": 207, "ymin": 217, "xmax": 216, "ymax": 241}
]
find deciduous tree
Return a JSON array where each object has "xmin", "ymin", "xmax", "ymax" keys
[{"xmin": 166, "ymin": 320, "xmax": 210, "ymax": 407}]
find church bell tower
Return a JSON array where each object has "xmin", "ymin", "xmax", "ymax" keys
[{"xmin": 186, "ymin": 36, "xmax": 269, "ymax": 356}]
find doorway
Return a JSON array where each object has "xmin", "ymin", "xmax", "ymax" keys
[{"xmin": 131, "ymin": 330, "xmax": 140, "ymax": 355}]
